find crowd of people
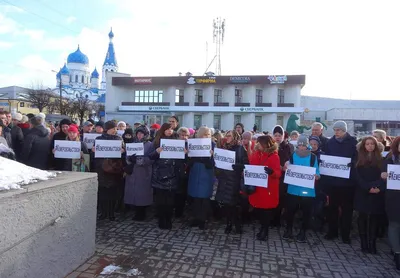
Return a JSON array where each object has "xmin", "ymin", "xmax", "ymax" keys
[{"xmin": 0, "ymin": 110, "xmax": 399, "ymax": 271}]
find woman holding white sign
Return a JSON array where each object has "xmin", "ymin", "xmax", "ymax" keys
[
  {"xmin": 147, "ymin": 123, "xmax": 182, "ymax": 230},
  {"xmin": 187, "ymin": 126, "xmax": 215, "ymax": 230},
  {"xmin": 248, "ymin": 135, "xmax": 282, "ymax": 241},
  {"xmin": 215, "ymin": 130, "xmax": 249, "ymax": 234},
  {"xmin": 124, "ymin": 126, "xmax": 154, "ymax": 221},
  {"xmin": 381, "ymin": 137, "xmax": 400, "ymax": 270},
  {"xmin": 354, "ymin": 136, "xmax": 385, "ymax": 255},
  {"xmin": 93, "ymin": 121, "xmax": 124, "ymax": 221},
  {"xmin": 282, "ymin": 135, "xmax": 320, "ymax": 243}
]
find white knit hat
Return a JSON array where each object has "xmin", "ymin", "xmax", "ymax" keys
[{"xmin": 12, "ymin": 112, "xmax": 22, "ymax": 122}]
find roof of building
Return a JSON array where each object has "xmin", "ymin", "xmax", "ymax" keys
[
  {"xmin": 103, "ymin": 28, "xmax": 117, "ymax": 67},
  {"xmin": 67, "ymin": 45, "xmax": 89, "ymax": 65},
  {"xmin": 91, "ymin": 68, "xmax": 99, "ymax": 79},
  {"xmin": 56, "ymin": 71, "xmax": 61, "ymax": 79},
  {"xmin": 60, "ymin": 63, "xmax": 70, "ymax": 75}
]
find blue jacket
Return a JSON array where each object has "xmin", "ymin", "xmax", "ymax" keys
[
  {"xmin": 187, "ymin": 142, "xmax": 215, "ymax": 198},
  {"xmin": 323, "ymin": 133, "xmax": 358, "ymax": 187},
  {"xmin": 287, "ymin": 152, "xmax": 320, "ymax": 197}
]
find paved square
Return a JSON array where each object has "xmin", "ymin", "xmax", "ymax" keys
[{"xmin": 68, "ymin": 211, "xmax": 400, "ymax": 278}]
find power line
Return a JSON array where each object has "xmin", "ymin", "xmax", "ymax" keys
[{"xmin": 0, "ymin": 0, "xmax": 81, "ymax": 35}]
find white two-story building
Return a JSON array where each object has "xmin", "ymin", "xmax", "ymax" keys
[{"xmin": 105, "ymin": 73, "xmax": 306, "ymax": 132}]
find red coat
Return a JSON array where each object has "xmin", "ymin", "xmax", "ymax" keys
[{"xmin": 248, "ymin": 150, "xmax": 282, "ymax": 209}]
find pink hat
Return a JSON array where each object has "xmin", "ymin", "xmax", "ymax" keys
[{"xmin": 189, "ymin": 128, "xmax": 195, "ymax": 135}]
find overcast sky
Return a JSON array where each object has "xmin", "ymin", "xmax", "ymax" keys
[{"xmin": 0, "ymin": 0, "xmax": 399, "ymax": 100}]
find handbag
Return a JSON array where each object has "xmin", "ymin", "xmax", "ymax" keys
[{"xmin": 102, "ymin": 159, "xmax": 123, "ymax": 174}]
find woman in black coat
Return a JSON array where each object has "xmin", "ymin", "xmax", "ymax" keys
[
  {"xmin": 93, "ymin": 121, "xmax": 124, "ymax": 221},
  {"xmin": 381, "ymin": 136, "xmax": 400, "ymax": 270},
  {"xmin": 215, "ymin": 130, "xmax": 249, "ymax": 234},
  {"xmin": 354, "ymin": 136, "xmax": 385, "ymax": 254},
  {"xmin": 147, "ymin": 123, "xmax": 183, "ymax": 230}
]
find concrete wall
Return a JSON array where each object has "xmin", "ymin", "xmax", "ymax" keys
[{"xmin": 0, "ymin": 172, "xmax": 98, "ymax": 278}]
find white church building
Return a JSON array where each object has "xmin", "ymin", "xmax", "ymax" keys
[{"xmin": 52, "ymin": 28, "xmax": 118, "ymax": 102}]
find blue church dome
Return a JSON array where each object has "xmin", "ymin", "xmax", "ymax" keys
[
  {"xmin": 67, "ymin": 45, "xmax": 89, "ymax": 64},
  {"xmin": 91, "ymin": 67, "xmax": 99, "ymax": 79},
  {"xmin": 108, "ymin": 28, "xmax": 114, "ymax": 40},
  {"xmin": 60, "ymin": 63, "xmax": 70, "ymax": 75},
  {"xmin": 56, "ymin": 70, "xmax": 61, "ymax": 79}
]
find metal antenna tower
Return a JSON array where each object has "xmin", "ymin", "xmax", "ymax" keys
[{"xmin": 213, "ymin": 18, "xmax": 225, "ymax": 75}]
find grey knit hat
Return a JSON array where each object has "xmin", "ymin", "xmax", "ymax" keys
[
  {"xmin": 297, "ymin": 134, "xmax": 309, "ymax": 147},
  {"xmin": 333, "ymin": 121, "xmax": 347, "ymax": 132}
]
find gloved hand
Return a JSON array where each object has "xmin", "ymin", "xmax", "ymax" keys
[
  {"xmin": 232, "ymin": 164, "xmax": 245, "ymax": 172},
  {"xmin": 347, "ymin": 162, "xmax": 353, "ymax": 168},
  {"xmin": 264, "ymin": 166, "xmax": 274, "ymax": 175},
  {"xmin": 130, "ymin": 154, "xmax": 137, "ymax": 164}
]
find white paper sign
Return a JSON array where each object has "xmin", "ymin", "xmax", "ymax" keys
[
  {"xmin": 289, "ymin": 140, "xmax": 298, "ymax": 146},
  {"xmin": 95, "ymin": 140, "xmax": 122, "ymax": 158},
  {"xmin": 126, "ymin": 143, "xmax": 144, "ymax": 156},
  {"xmin": 117, "ymin": 130, "xmax": 125, "ymax": 136},
  {"xmin": 387, "ymin": 164, "xmax": 400, "ymax": 190},
  {"xmin": 214, "ymin": 148, "xmax": 235, "ymax": 171},
  {"xmin": 160, "ymin": 139, "xmax": 185, "ymax": 159},
  {"xmin": 382, "ymin": 151, "xmax": 389, "ymax": 158},
  {"xmin": 244, "ymin": 165, "xmax": 268, "ymax": 187},
  {"xmin": 83, "ymin": 133, "xmax": 99, "ymax": 149},
  {"xmin": 54, "ymin": 140, "xmax": 81, "ymax": 159},
  {"xmin": 284, "ymin": 164, "xmax": 316, "ymax": 189},
  {"xmin": 319, "ymin": 154, "xmax": 351, "ymax": 179},
  {"xmin": 188, "ymin": 138, "xmax": 212, "ymax": 157}
]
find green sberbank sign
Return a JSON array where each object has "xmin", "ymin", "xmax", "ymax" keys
[
  {"xmin": 148, "ymin": 106, "xmax": 170, "ymax": 111},
  {"xmin": 240, "ymin": 107, "xmax": 264, "ymax": 112}
]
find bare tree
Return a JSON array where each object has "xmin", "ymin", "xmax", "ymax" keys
[
  {"xmin": 47, "ymin": 100, "xmax": 59, "ymax": 115},
  {"xmin": 71, "ymin": 91, "xmax": 95, "ymax": 124},
  {"xmin": 24, "ymin": 83, "xmax": 53, "ymax": 112}
]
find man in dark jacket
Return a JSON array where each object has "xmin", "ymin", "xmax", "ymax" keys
[
  {"xmin": 50, "ymin": 118, "xmax": 71, "ymax": 170},
  {"xmin": 9, "ymin": 112, "xmax": 24, "ymax": 161},
  {"xmin": 21, "ymin": 116, "xmax": 50, "ymax": 170},
  {"xmin": 0, "ymin": 111, "xmax": 12, "ymax": 148},
  {"xmin": 323, "ymin": 121, "xmax": 358, "ymax": 244},
  {"xmin": 311, "ymin": 122, "xmax": 329, "ymax": 152}
]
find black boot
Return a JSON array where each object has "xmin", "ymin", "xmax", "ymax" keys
[
  {"xmin": 158, "ymin": 217, "xmax": 166, "ymax": 229},
  {"xmin": 368, "ymin": 215, "xmax": 378, "ymax": 254},
  {"xmin": 296, "ymin": 229, "xmax": 307, "ymax": 243},
  {"xmin": 360, "ymin": 235, "xmax": 368, "ymax": 253},
  {"xmin": 282, "ymin": 228, "xmax": 293, "ymax": 240},
  {"xmin": 257, "ymin": 226, "xmax": 269, "ymax": 241},
  {"xmin": 98, "ymin": 201, "xmax": 107, "ymax": 220},
  {"xmin": 358, "ymin": 217, "xmax": 368, "ymax": 253},
  {"xmin": 108, "ymin": 201, "xmax": 116, "ymax": 221},
  {"xmin": 256, "ymin": 226, "xmax": 265, "ymax": 238},
  {"xmin": 395, "ymin": 253, "xmax": 400, "ymax": 271},
  {"xmin": 133, "ymin": 206, "xmax": 146, "ymax": 221},
  {"xmin": 225, "ymin": 221, "xmax": 232, "ymax": 234},
  {"xmin": 198, "ymin": 221, "xmax": 206, "ymax": 230},
  {"xmin": 189, "ymin": 219, "xmax": 200, "ymax": 227}
]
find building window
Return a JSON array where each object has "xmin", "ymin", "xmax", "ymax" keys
[
  {"xmin": 278, "ymin": 89, "xmax": 285, "ymax": 104},
  {"xmin": 214, "ymin": 89, "xmax": 222, "ymax": 103},
  {"xmin": 235, "ymin": 89, "xmax": 242, "ymax": 103},
  {"xmin": 195, "ymin": 89, "xmax": 203, "ymax": 103},
  {"xmin": 134, "ymin": 90, "xmax": 163, "ymax": 103},
  {"xmin": 213, "ymin": 115, "xmax": 221, "ymax": 130},
  {"xmin": 175, "ymin": 89, "xmax": 184, "ymax": 103},
  {"xmin": 75, "ymin": 75, "xmax": 78, "ymax": 83},
  {"xmin": 234, "ymin": 115, "xmax": 241, "ymax": 125},
  {"xmin": 20, "ymin": 102, "xmax": 24, "ymax": 107},
  {"xmin": 81, "ymin": 76, "xmax": 84, "ymax": 83},
  {"xmin": 277, "ymin": 115, "xmax": 284, "ymax": 127},
  {"xmin": 256, "ymin": 89, "xmax": 263, "ymax": 104},
  {"xmin": 255, "ymin": 116, "xmax": 262, "ymax": 131},
  {"xmin": 194, "ymin": 114, "xmax": 202, "ymax": 129},
  {"xmin": 70, "ymin": 75, "xmax": 72, "ymax": 82}
]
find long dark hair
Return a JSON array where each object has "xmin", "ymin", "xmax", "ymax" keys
[
  {"xmin": 390, "ymin": 136, "xmax": 400, "ymax": 157},
  {"xmin": 356, "ymin": 136, "xmax": 382, "ymax": 168},
  {"xmin": 257, "ymin": 135, "xmax": 278, "ymax": 153},
  {"xmin": 153, "ymin": 123, "xmax": 172, "ymax": 147}
]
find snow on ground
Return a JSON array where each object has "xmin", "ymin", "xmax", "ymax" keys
[
  {"xmin": 0, "ymin": 157, "xmax": 57, "ymax": 191},
  {"xmin": 100, "ymin": 264, "xmax": 141, "ymax": 276}
]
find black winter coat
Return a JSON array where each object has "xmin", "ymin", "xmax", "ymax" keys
[
  {"xmin": 21, "ymin": 125, "xmax": 50, "ymax": 170},
  {"xmin": 324, "ymin": 133, "xmax": 358, "ymax": 187},
  {"xmin": 147, "ymin": 141, "xmax": 180, "ymax": 191},
  {"xmin": 319, "ymin": 134, "xmax": 329, "ymax": 153},
  {"xmin": 354, "ymin": 164, "xmax": 385, "ymax": 215},
  {"xmin": 215, "ymin": 144, "xmax": 249, "ymax": 205},
  {"xmin": 51, "ymin": 131, "xmax": 69, "ymax": 170},
  {"xmin": 2, "ymin": 126, "xmax": 12, "ymax": 149},
  {"xmin": 10, "ymin": 125, "xmax": 24, "ymax": 161},
  {"xmin": 278, "ymin": 140, "xmax": 292, "ymax": 167},
  {"xmin": 383, "ymin": 156, "xmax": 400, "ymax": 223},
  {"xmin": 94, "ymin": 133, "xmax": 124, "ymax": 189}
]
